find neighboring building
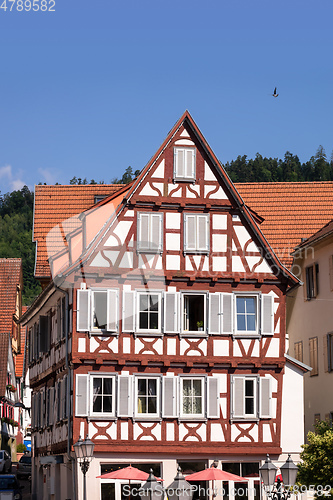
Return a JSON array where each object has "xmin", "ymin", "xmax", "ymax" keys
[
  {"xmin": 287, "ymin": 219, "xmax": 333, "ymax": 437},
  {"xmin": 0, "ymin": 258, "xmax": 23, "ymax": 459},
  {"xmin": 15, "ymin": 308, "xmax": 32, "ymax": 452},
  {"xmin": 22, "ymin": 112, "xmax": 307, "ymax": 500}
]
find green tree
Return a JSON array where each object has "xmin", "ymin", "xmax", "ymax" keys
[{"xmin": 297, "ymin": 420, "xmax": 333, "ymax": 499}]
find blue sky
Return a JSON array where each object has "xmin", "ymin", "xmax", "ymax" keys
[{"xmin": 0, "ymin": 0, "xmax": 332, "ymax": 193}]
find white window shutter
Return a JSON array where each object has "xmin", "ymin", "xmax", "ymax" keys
[
  {"xmin": 261, "ymin": 294, "xmax": 274, "ymax": 335},
  {"xmin": 117, "ymin": 375, "xmax": 132, "ymax": 417},
  {"xmin": 185, "ymin": 214, "xmax": 196, "ymax": 251},
  {"xmin": 232, "ymin": 376, "xmax": 244, "ymax": 418},
  {"xmin": 259, "ymin": 377, "xmax": 272, "ymax": 418},
  {"xmin": 75, "ymin": 374, "xmax": 88, "ymax": 417},
  {"xmin": 107, "ymin": 289, "xmax": 118, "ymax": 332},
  {"xmin": 197, "ymin": 215, "xmax": 209, "ymax": 251},
  {"xmin": 138, "ymin": 213, "xmax": 150, "ymax": 251},
  {"xmin": 207, "ymin": 377, "xmax": 219, "ymax": 418},
  {"xmin": 77, "ymin": 289, "xmax": 91, "ymax": 332},
  {"xmin": 122, "ymin": 290, "xmax": 135, "ymax": 332},
  {"xmin": 151, "ymin": 214, "xmax": 163, "ymax": 252},
  {"xmin": 209, "ymin": 293, "xmax": 221, "ymax": 335},
  {"xmin": 221, "ymin": 293, "xmax": 233, "ymax": 334},
  {"xmin": 162, "ymin": 376, "xmax": 178, "ymax": 417},
  {"xmin": 164, "ymin": 292, "xmax": 179, "ymax": 333}
]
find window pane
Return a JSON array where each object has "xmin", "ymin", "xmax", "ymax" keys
[
  {"xmin": 245, "ymin": 397, "xmax": 254, "ymax": 415},
  {"xmin": 148, "ymin": 379, "xmax": 157, "ymax": 396},
  {"xmin": 193, "ymin": 380, "xmax": 202, "ymax": 396},
  {"xmin": 193, "ymin": 398, "xmax": 202, "ymax": 414},
  {"xmin": 245, "ymin": 380, "xmax": 254, "ymax": 396},
  {"xmin": 150, "ymin": 295, "xmax": 159, "ymax": 311},
  {"xmin": 245, "ymin": 297, "xmax": 256, "ymax": 313},
  {"xmin": 246, "ymin": 315, "xmax": 256, "ymax": 331},
  {"xmin": 237, "ymin": 315, "xmax": 246, "ymax": 331},
  {"xmin": 93, "ymin": 378, "xmax": 102, "ymax": 394},
  {"xmin": 103, "ymin": 396, "xmax": 112, "ymax": 413},
  {"xmin": 103, "ymin": 378, "xmax": 113, "ymax": 395},
  {"xmin": 150, "ymin": 313, "xmax": 158, "ymax": 329},
  {"xmin": 183, "ymin": 397, "xmax": 191, "ymax": 414},
  {"xmin": 140, "ymin": 295, "xmax": 149, "ymax": 311},
  {"xmin": 148, "ymin": 397, "xmax": 157, "ymax": 414},
  {"xmin": 93, "ymin": 292, "xmax": 107, "ymax": 329},
  {"xmin": 93, "ymin": 396, "xmax": 102, "ymax": 413},
  {"xmin": 183, "ymin": 379, "xmax": 191, "ymax": 396},
  {"xmin": 139, "ymin": 312, "xmax": 148, "ymax": 329},
  {"xmin": 236, "ymin": 297, "xmax": 246, "ymax": 313},
  {"xmin": 138, "ymin": 397, "xmax": 147, "ymax": 414},
  {"xmin": 138, "ymin": 379, "xmax": 146, "ymax": 395}
]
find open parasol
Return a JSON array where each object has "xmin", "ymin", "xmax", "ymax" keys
[
  {"xmin": 185, "ymin": 466, "xmax": 248, "ymax": 482},
  {"xmin": 97, "ymin": 465, "xmax": 151, "ymax": 481}
]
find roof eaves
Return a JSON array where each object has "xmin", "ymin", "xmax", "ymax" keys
[{"xmin": 285, "ymin": 353, "xmax": 312, "ymax": 373}]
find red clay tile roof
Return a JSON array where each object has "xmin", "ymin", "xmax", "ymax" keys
[
  {"xmin": 295, "ymin": 218, "xmax": 333, "ymax": 250},
  {"xmin": 235, "ymin": 182, "xmax": 333, "ymax": 268},
  {"xmin": 33, "ymin": 181, "xmax": 333, "ymax": 277},
  {"xmin": 0, "ymin": 259, "xmax": 22, "ymax": 335},
  {"xmin": 34, "ymin": 184, "xmax": 124, "ymax": 278},
  {"xmin": 0, "ymin": 259, "xmax": 22, "ymax": 396}
]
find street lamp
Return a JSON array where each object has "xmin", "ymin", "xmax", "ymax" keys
[
  {"xmin": 166, "ymin": 466, "xmax": 194, "ymax": 500},
  {"xmin": 259, "ymin": 454, "xmax": 298, "ymax": 500},
  {"xmin": 141, "ymin": 469, "xmax": 164, "ymax": 500},
  {"xmin": 74, "ymin": 435, "xmax": 95, "ymax": 500}
]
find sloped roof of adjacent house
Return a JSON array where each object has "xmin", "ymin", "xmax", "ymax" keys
[
  {"xmin": 0, "ymin": 259, "xmax": 22, "ymax": 395},
  {"xmin": 292, "ymin": 218, "xmax": 333, "ymax": 251},
  {"xmin": 235, "ymin": 182, "xmax": 333, "ymax": 268},
  {"xmin": 33, "ymin": 184, "xmax": 125, "ymax": 278},
  {"xmin": 0, "ymin": 258, "xmax": 22, "ymax": 334}
]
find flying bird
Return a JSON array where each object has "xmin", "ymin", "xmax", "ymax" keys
[{"xmin": 272, "ymin": 87, "xmax": 279, "ymax": 97}]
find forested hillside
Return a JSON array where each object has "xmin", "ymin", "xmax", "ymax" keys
[
  {"xmin": 1, "ymin": 147, "xmax": 332, "ymax": 305},
  {"xmin": 0, "ymin": 186, "xmax": 41, "ymax": 304}
]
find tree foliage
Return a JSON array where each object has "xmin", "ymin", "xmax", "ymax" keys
[
  {"xmin": 224, "ymin": 146, "xmax": 333, "ymax": 183},
  {"xmin": 297, "ymin": 420, "xmax": 333, "ymax": 498},
  {"xmin": 0, "ymin": 186, "xmax": 41, "ymax": 305}
]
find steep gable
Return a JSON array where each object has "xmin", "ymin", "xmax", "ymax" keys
[{"xmin": 57, "ymin": 111, "xmax": 297, "ymax": 287}]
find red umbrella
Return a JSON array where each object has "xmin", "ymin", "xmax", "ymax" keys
[
  {"xmin": 185, "ymin": 466, "xmax": 248, "ymax": 483},
  {"xmin": 97, "ymin": 465, "xmax": 150, "ymax": 481}
]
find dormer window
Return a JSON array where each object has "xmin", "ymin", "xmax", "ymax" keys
[{"xmin": 173, "ymin": 147, "xmax": 196, "ymax": 181}]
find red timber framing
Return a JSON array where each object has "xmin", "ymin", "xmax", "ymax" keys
[{"xmin": 25, "ymin": 111, "xmax": 299, "ymax": 465}]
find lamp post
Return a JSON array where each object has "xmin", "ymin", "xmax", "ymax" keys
[
  {"xmin": 166, "ymin": 466, "xmax": 194, "ymax": 500},
  {"xmin": 141, "ymin": 469, "xmax": 164, "ymax": 500},
  {"xmin": 259, "ymin": 454, "xmax": 298, "ymax": 500},
  {"xmin": 74, "ymin": 435, "xmax": 95, "ymax": 500}
]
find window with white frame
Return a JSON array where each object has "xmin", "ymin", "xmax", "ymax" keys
[
  {"xmin": 184, "ymin": 213, "xmax": 209, "ymax": 253},
  {"xmin": 173, "ymin": 147, "xmax": 196, "ymax": 181},
  {"xmin": 182, "ymin": 293, "xmax": 206, "ymax": 333},
  {"xmin": 91, "ymin": 375, "xmax": 115, "ymax": 417},
  {"xmin": 76, "ymin": 288, "xmax": 118, "ymax": 333},
  {"xmin": 235, "ymin": 295, "xmax": 258, "ymax": 335},
  {"xmin": 135, "ymin": 377, "xmax": 160, "ymax": 417},
  {"xmin": 137, "ymin": 292, "xmax": 161, "ymax": 332},
  {"xmin": 137, "ymin": 212, "xmax": 163, "ymax": 253},
  {"xmin": 231, "ymin": 376, "xmax": 272, "ymax": 420},
  {"xmin": 180, "ymin": 377, "xmax": 204, "ymax": 418}
]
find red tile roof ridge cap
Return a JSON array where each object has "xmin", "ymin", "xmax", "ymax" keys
[{"xmin": 35, "ymin": 183, "xmax": 125, "ymax": 188}]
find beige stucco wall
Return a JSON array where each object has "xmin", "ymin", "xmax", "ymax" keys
[{"xmin": 287, "ymin": 234, "xmax": 333, "ymax": 438}]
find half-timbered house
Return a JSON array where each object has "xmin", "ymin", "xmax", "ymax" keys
[{"xmin": 22, "ymin": 112, "xmax": 307, "ymax": 500}]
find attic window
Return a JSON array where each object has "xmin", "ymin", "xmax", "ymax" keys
[
  {"xmin": 173, "ymin": 147, "xmax": 196, "ymax": 181},
  {"xmin": 94, "ymin": 195, "xmax": 107, "ymax": 204}
]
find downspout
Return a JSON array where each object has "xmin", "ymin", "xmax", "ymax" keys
[{"xmin": 54, "ymin": 283, "xmax": 77, "ymax": 500}]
